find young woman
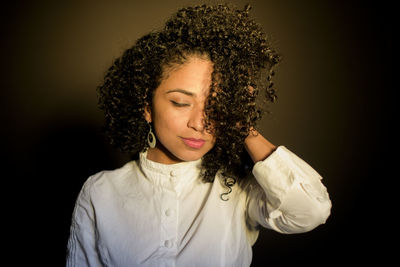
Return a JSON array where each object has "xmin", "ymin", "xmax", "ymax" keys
[{"xmin": 67, "ymin": 4, "xmax": 331, "ymax": 267}]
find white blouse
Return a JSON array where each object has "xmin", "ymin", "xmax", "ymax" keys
[{"xmin": 66, "ymin": 146, "xmax": 331, "ymax": 267}]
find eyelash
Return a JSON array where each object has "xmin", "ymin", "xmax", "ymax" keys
[{"xmin": 170, "ymin": 100, "xmax": 190, "ymax": 107}]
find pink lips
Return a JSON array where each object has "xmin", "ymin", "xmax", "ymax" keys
[{"xmin": 181, "ymin": 137, "xmax": 206, "ymax": 149}]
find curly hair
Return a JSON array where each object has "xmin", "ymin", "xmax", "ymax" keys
[{"xmin": 97, "ymin": 3, "xmax": 280, "ymax": 188}]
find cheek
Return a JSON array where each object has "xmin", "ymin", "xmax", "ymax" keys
[{"xmin": 154, "ymin": 109, "xmax": 185, "ymax": 136}]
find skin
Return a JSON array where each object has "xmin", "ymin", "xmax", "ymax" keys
[{"xmin": 144, "ymin": 56, "xmax": 276, "ymax": 165}]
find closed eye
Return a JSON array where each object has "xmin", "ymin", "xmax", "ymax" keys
[{"xmin": 170, "ymin": 100, "xmax": 190, "ymax": 107}]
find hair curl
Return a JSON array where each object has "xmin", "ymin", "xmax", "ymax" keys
[{"xmin": 97, "ymin": 3, "xmax": 280, "ymax": 188}]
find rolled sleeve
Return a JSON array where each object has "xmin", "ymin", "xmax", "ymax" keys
[{"xmin": 247, "ymin": 146, "xmax": 331, "ymax": 234}]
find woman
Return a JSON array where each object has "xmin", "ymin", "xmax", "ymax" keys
[{"xmin": 67, "ymin": 4, "xmax": 331, "ymax": 267}]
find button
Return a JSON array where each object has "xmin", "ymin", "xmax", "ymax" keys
[
  {"xmin": 170, "ymin": 171, "xmax": 176, "ymax": 177},
  {"xmin": 165, "ymin": 208, "xmax": 173, "ymax": 217},
  {"xmin": 164, "ymin": 240, "xmax": 173, "ymax": 248}
]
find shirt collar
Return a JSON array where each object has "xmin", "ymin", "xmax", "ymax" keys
[{"xmin": 139, "ymin": 150, "xmax": 203, "ymax": 194}]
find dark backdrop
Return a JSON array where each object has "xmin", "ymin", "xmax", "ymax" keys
[{"xmin": 1, "ymin": 0, "xmax": 394, "ymax": 265}]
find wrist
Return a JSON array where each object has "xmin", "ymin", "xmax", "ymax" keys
[{"xmin": 244, "ymin": 129, "xmax": 277, "ymax": 163}]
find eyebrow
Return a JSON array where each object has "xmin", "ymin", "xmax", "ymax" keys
[{"xmin": 166, "ymin": 89, "xmax": 195, "ymax": 96}]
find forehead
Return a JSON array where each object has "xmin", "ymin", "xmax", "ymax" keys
[{"xmin": 156, "ymin": 57, "xmax": 213, "ymax": 97}]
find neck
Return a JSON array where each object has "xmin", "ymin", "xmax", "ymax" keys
[{"xmin": 146, "ymin": 144, "xmax": 183, "ymax": 165}]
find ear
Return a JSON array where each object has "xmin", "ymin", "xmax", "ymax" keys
[{"xmin": 144, "ymin": 105, "xmax": 152, "ymax": 123}]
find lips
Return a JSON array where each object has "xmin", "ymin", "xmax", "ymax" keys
[{"xmin": 181, "ymin": 137, "xmax": 206, "ymax": 149}]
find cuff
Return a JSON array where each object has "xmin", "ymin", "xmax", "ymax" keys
[{"xmin": 252, "ymin": 146, "xmax": 322, "ymax": 209}]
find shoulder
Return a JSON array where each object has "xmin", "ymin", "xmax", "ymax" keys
[
  {"xmin": 71, "ymin": 160, "xmax": 143, "ymax": 225},
  {"xmin": 80, "ymin": 160, "xmax": 139, "ymax": 200}
]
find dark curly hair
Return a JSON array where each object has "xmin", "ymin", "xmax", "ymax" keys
[{"xmin": 97, "ymin": 3, "xmax": 280, "ymax": 190}]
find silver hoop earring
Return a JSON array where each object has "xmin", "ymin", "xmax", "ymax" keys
[{"xmin": 147, "ymin": 123, "xmax": 156, "ymax": 148}]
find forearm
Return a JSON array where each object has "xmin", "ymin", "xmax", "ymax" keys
[
  {"xmin": 248, "ymin": 146, "xmax": 332, "ymax": 234},
  {"xmin": 244, "ymin": 129, "xmax": 277, "ymax": 163}
]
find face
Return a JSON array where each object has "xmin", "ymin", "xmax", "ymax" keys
[{"xmin": 144, "ymin": 56, "xmax": 216, "ymax": 164}]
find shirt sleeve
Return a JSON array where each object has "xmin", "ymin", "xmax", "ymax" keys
[
  {"xmin": 66, "ymin": 176, "xmax": 105, "ymax": 267},
  {"xmin": 246, "ymin": 146, "xmax": 332, "ymax": 234}
]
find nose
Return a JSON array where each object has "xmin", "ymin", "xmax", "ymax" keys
[{"xmin": 187, "ymin": 105, "xmax": 205, "ymax": 132}]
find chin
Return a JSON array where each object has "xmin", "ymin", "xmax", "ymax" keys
[
  {"xmin": 172, "ymin": 146, "xmax": 212, "ymax": 162},
  {"xmin": 158, "ymin": 139, "xmax": 213, "ymax": 163},
  {"xmin": 175, "ymin": 152, "xmax": 204, "ymax": 162}
]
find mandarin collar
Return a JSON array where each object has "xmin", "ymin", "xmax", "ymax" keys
[{"xmin": 139, "ymin": 150, "xmax": 202, "ymax": 193}]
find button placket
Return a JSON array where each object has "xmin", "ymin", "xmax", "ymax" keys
[
  {"xmin": 160, "ymin": 179, "xmax": 178, "ymax": 254},
  {"xmin": 169, "ymin": 170, "xmax": 178, "ymax": 188}
]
